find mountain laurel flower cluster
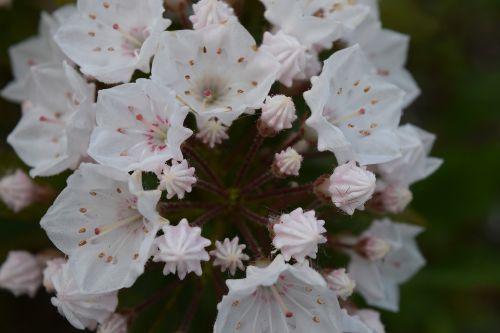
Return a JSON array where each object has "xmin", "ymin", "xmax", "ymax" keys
[{"xmin": 0, "ymin": 0, "xmax": 442, "ymax": 332}]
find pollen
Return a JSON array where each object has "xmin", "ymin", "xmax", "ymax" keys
[
  {"xmin": 313, "ymin": 315, "xmax": 321, "ymax": 323},
  {"xmin": 78, "ymin": 240, "xmax": 87, "ymax": 247},
  {"xmin": 79, "ymin": 208, "xmax": 87, "ymax": 213},
  {"xmin": 238, "ymin": 57, "xmax": 245, "ymax": 63},
  {"xmin": 78, "ymin": 228, "xmax": 86, "ymax": 233}
]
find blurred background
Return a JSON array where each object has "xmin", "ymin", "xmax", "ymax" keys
[{"xmin": 0, "ymin": 0, "xmax": 499, "ymax": 332}]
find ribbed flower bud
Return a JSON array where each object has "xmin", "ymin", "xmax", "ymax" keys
[
  {"xmin": 196, "ymin": 118, "xmax": 229, "ymax": 148},
  {"xmin": 258, "ymin": 95, "xmax": 297, "ymax": 137},
  {"xmin": 42, "ymin": 258, "xmax": 66, "ymax": 293},
  {"xmin": 356, "ymin": 237, "xmax": 391, "ymax": 261},
  {"xmin": 189, "ymin": 0, "xmax": 236, "ymax": 30},
  {"xmin": 374, "ymin": 184, "xmax": 413, "ymax": 213},
  {"xmin": 0, "ymin": 251, "xmax": 42, "ymax": 297},
  {"xmin": 272, "ymin": 147, "xmax": 303, "ymax": 177},
  {"xmin": 261, "ymin": 30, "xmax": 308, "ymax": 87},
  {"xmin": 326, "ymin": 268, "xmax": 356, "ymax": 300},
  {"xmin": 328, "ymin": 161, "xmax": 376, "ymax": 215}
]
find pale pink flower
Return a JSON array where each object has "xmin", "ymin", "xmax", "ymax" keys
[
  {"xmin": 329, "ymin": 161, "xmax": 376, "ymax": 215},
  {"xmin": 153, "ymin": 219, "xmax": 211, "ymax": 279},
  {"xmin": 190, "ymin": 0, "xmax": 236, "ymax": 29},
  {"xmin": 210, "ymin": 237, "xmax": 249, "ymax": 275},
  {"xmin": 0, "ymin": 169, "xmax": 38, "ymax": 212},
  {"xmin": 260, "ymin": 95, "xmax": 297, "ymax": 133},
  {"xmin": 273, "ymin": 208, "xmax": 327, "ymax": 262},
  {"xmin": 0, "ymin": 251, "xmax": 42, "ymax": 297},
  {"xmin": 326, "ymin": 268, "xmax": 356, "ymax": 300},
  {"xmin": 273, "ymin": 147, "xmax": 303, "ymax": 177},
  {"xmin": 158, "ymin": 159, "xmax": 197, "ymax": 199}
]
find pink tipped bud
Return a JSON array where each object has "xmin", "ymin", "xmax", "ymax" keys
[
  {"xmin": 0, "ymin": 251, "xmax": 42, "ymax": 297},
  {"xmin": 189, "ymin": 0, "xmax": 236, "ymax": 30},
  {"xmin": 196, "ymin": 118, "xmax": 229, "ymax": 148},
  {"xmin": 0, "ymin": 169, "xmax": 53, "ymax": 213},
  {"xmin": 357, "ymin": 237, "xmax": 391, "ymax": 261},
  {"xmin": 258, "ymin": 95, "xmax": 297, "ymax": 136},
  {"xmin": 372, "ymin": 184, "xmax": 413, "ymax": 213},
  {"xmin": 328, "ymin": 161, "xmax": 376, "ymax": 215},
  {"xmin": 272, "ymin": 148, "xmax": 303, "ymax": 177},
  {"xmin": 326, "ymin": 268, "xmax": 356, "ymax": 300}
]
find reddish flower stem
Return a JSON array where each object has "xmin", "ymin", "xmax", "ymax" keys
[
  {"xmin": 127, "ymin": 281, "xmax": 181, "ymax": 316},
  {"xmin": 245, "ymin": 183, "xmax": 313, "ymax": 201},
  {"xmin": 191, "ymin": 205, "xmax": 226, "ymax": 226},
  {"xmin": 233, "ymin": 135, "xmax": 265, "ymax": 186},
  {"xmin": 239, "ymin": 206, "xmax": 270, "ymax": 225},
  {"xmin": 240, "ymin": 170, "xmax": 274, "ymax": 195},
  {"xmin": 183, "ymin": 144, "xmax": 225, "ymax": 190},
  {"xmin": 196, "ymin": 179, "xmax": 228, "ymax": 198},
  {"xmin": 177, "ymin": 283, "xmax": 203, "ymax": 333},
  {"xmin": 234, "ymin": 217, "xmax": 264, "ymax": 258}
]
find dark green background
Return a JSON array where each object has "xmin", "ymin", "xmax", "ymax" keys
[{"xmin": 0, "ymin": 0, "xmax": 499, "ymax": 332}]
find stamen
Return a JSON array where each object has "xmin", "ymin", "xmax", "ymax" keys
[
  {"xmin": 87, "ymin": 213, "xmax": 142, "ymax": 243},
  {"xmin": 270, "ymin": 286, "xmax": 294, "ymax": 318}
]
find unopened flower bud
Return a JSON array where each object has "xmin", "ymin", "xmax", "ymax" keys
[
  {"xmin": 0, "ymin": 251, "xmax": 42, "ymax": 297},
  {"xmin": 258, "ymin": 95, "xmax": 297, "ymax": 137},
  {"xmin": 357, "ymin": 237, "xmax": 391, "ymax": 261},
  {"xmin": 0, "ymin": 169, "xmax": 52, "ymax": 213},
  {"xmin": 326, "ymin": 268, "xmax": 356, "ymax": 300},
  {"xmin": 189, "ymin": 0, "xmax": 236, "ymax": 30},
  {"xmin": 261, "ymin": 31, "xmax": 308, "ymax": 87},
  {"xmin": 196, "ymin": 118, "xmax": 229, "ymax": 148},
  {"xmin": 272, "ymin": 147, "xmax": 303, "ymax": 177},
  {"xmin": 328, "ymin": 161, "xmax": 376, "ymax": 215},
  {"xmin": 373, "ymin": 184, "xmax": 413, "ymax": 213}
]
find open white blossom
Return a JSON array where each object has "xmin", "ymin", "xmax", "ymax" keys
[
  {"xmin": 0, "ymin": 169, "xmax": 39, "ymax": 212},
  {"xmin": 0, "ymin": 251, "xmax": 42, "ymax": 297},
  {"xmin": 273, "ymin": 147, "xmax": 303, "ymax": 177},
  {"xmin": 347, "ymin": 219, "xmax": 425, "ymax": 311},
  {"xmin": 261, "ymin": 0, "xmax": 370, "ymax": 48},
  {"xmin": 355, "ymin": 309, "xmax": 386, "ymax": 333},
  {"xmin": 329, "ymin": 161, "xmax": 376, "ymax": 215},
  {"xmin": 260, "ymin": 95, "xmax": 297, "ymax": 133},
  {"xmin": 196, "ymin": 118, "xmax": 229, "ymax": 148},
  {"xmin": 261, "ymin": 31, "xmax": 310, "ymax": 87},
  {"xmin": 55, "ymin": 0, "xmax": 171, "ymax": 84},
  {"xmin": 210, "ymin": 237, "xmax": 249, "ymax": 275},
  {"xmin": 7, "ymin": 62, "xmax": 96, "ymax": 177},
  {"xmin": 152, "ymin": 20, "xmax": 279, "ymax": 126},
  {"xmin": 153, "ymin": 219, "xmax": 211, "ymax": 279},
  {"xmin": 97, "ymin": 313, "xmax": 128, "ymax": 333},
  {"xmin": 51, "ymin": 263, "xmax": 118, "ymax": 330},
  {"xmin": 159, "ymin": 159, "xmax": 197, "ymax": 199},
  {"xmin": 1, "ymin": 6, "xmax": 76, "ymax": 103},
  {"xmin": 41, "ymin": 164, "xmax": 164, "ymax": 293},
  {"xmin": 214, "ymin": 255, "xmax": 343, "ymax": 332},
  {"xmin": 340, "ymin": 309, "xmax": 372, "ymax": 333},
  {"xmin": 350, "ymin": 18, "xmax": 420, "ymax": 107},
  {"xmin": 273, "ymin": 208, "xmax": 327, "ymax": 262},
  {"xmin": 375, "ymin": 124, "xmax": 442, "ymax": 187},
  {"xmin": 190, "ymin": 0, "xmax": 236, "ymax": 29},
  {"xmin": 88, "ymin": 79, "xmax": 192, "ymax": 172},
  {"xmin": 305, "ymin": 44, "xmax": 405, "ymax": 165},
  {"xmin": 43, "ymin": 257, "xmax": 66, "ymax": 293}
]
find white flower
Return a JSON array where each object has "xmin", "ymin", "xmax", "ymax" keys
[
  {"xmin": 159, "ymin": 159, "xmax": 197, "ymax": 199},
  {"xmin": 273, "ymin": 147, "xmax": 303, "ymax": 177},
  {"xmin": 55, "ymin": 0, "xmax": 171, "ymax": 84},
  {"xmin": 355, "ymin": 309, "xmax": 385, "ymax": 333},
  {"xmin": 40, "ymin": 163, "xmax": 164, "ymax": 293},
  {"xmin": 214, "ymin": 255, "xmax": 343, "ymax": 333},
  {"xmin": 196, "ymin": 118, "xmax": 229, "ymax": 148},
  {"xmin": 1, "ymin": 6, "xmax": 76, "ymax": 103},
  {"xmin": 326, "ymin": 268, "xmax": 356, "ymax": 300},
  {"xmin": 7, "ymin": 62, "xmax": 96, "ymax": 177},
  {"xmin": 190, "ymin": 0, "xmax": 236, "ymax": 29},
  {"xmin": 329, "ymin": 161, "xmax": 376, "ymax": 215},
  {"xmin": 43, "ymin": 257, "xmax": 66, "ymax": 293},
  {"xmin": 152, "ymin": 219, "xmax": 211, "ymax": 279},
  {"xmin": 0, "ymin": 251, "xmax": 42, "ymax": 297},
  {"xmin": 210, "ymin": 237, "xmax": 249, "ymax": 275},
  {"xmin": 152, "ymin": 20, "xmax": 280, "ymax": 126},
  {"xmin": 347, "ymin": 219, "xmax": 425, "ymax": 311},
  {"xmin": 304, "ymin": 44, "xmax": 405, "ymax": 165},
  {"xmin": 375, "ymin": 124, "xmax": 442, "ymax": 187},
  {"xmin": 261, "ymin": 0, "xmax": 370, "ymax": 48},
  {"xmin": 51, "ymin": 263, "xmax": 118, "ymax": 330},
  {"xmin": 340, "ymin": 309, "xmax": 372, "ymax": 333},
  {"xmin": 88, "ymin": 79, "xmax": 192, "ymax": 172},
  {"xmin": 273, "ymin": 208, "xmax": 327, "ymax": 262},
  {"xmin": 261, "ymin": 31, "xmax": 310, "ymax": 87},
  {"xmin": 260, "ymin": 95, "xmax": 297, "ymax": 133},
  {"xmin": 0, "ymin": 169, "xmax": 38, "ymax": 212},
  {"xmin": 97, "ymin": 313, "xmax": 128, "ymax": 333},
  {"xmin": 349, "ymin": 18, "xmax": 420, "ymax": 107}
]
